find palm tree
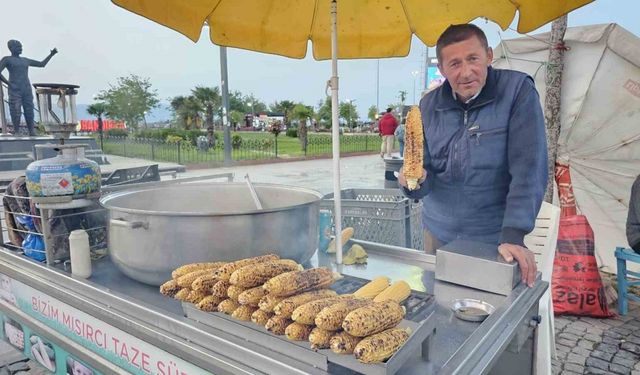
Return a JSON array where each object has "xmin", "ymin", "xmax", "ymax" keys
[
  {"xmin": 271, "ymin": 100, "xmax": 296, "ymax": 127},
  {"xmin": 87, "ymin": 102, "xmax": 108, "ymax": 149},
  {"xmin": 170, "ymin": 95, "xmax": 203, "ymax": 130},
  {"xmin": 291, "ymin": 103, "xmax": 314, "ymax": 152},
  {"xmin": 192, "ymin": 86, "xmax": 220, "ymax": 130}
]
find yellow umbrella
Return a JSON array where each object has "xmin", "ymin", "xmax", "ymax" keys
[{"xmin": 111, "ymin": 0, "xmax": 594, "ymax": 263}]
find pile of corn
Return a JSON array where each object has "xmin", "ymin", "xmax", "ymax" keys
[{"xmin": 160, "ymin": 257, "xmax": 414, "ymax": 364}]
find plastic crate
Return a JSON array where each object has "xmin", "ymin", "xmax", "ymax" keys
[{"xmin": 320, "ymin": 188, "xmax": 423, "ymax": 250}]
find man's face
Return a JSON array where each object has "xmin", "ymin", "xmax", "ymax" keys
[{"xmin": 438, "ymin": 36, "xmax": 493, "ymax": 102}]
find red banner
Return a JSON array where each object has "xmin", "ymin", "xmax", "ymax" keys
[{"xmin": 79, "ymin": 120, "xmax": 126, "ymax": 132}]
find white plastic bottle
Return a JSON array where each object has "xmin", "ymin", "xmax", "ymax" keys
[{"xmin": 69, "ymin": 230, "xmax": 92, "ymax": 278}]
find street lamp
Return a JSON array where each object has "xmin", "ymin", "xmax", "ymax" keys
[
  {"xmin": 143, "ymin": 111, "xmax": 148, "ymax": 128},
  {"xmin": 246, "ymin": 101, "xmax": 255, "ymax": 127},
  {"xmin": 411, "ymin": 70, "xmax": 420, "ymax": 104}
]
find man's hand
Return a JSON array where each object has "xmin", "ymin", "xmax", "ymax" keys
[
  {"xmin": 50, "ymin": 48, "xmax": 58, "ymax": 56},
  {"xmin": 498, "ymin": 243, "xmax": 537, "ymax": 287},
  {"xmin": 397, "ymin": 166, "xmax": 427, "ymax": 189}
]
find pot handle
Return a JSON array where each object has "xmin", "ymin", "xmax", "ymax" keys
[{"xmin": 111, "ymin": 218, "xmax": 148, "ymax": 230}]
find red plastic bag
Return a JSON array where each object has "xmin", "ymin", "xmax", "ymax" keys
[{"xmin": 552, "ymin": 215, "xmax": 613, "ymax": 317}]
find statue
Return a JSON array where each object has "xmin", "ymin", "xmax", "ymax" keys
[{"xmin": 0, "ymin": 40, "xmax": 57, "ymax": 136}]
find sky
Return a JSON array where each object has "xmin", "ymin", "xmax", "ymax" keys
[{"xmin": 0, "ymin": 0, "xmax": 638, "ymax": 120}]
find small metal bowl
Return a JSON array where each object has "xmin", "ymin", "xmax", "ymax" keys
[{"xmin": 452, "ymin": 299, "xmax": 495, "ymax": 322}]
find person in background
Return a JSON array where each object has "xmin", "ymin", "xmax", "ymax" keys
[
  {"xmin": 397, "ymin": 24, "xmax": 547, "ymax": 287},
  {"xmin": 378, "ymin": 108, "xmax": 398, "ymax": 158},
  {"xmin": 627, "ymin": 174, "xmax": 640, "ymax": 252},
  {"xmin": 394, "ymin": 120, "xmax": 406, "ymax": 157}
]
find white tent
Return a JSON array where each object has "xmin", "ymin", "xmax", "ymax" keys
[{"xmin": 493, "ymin": 23, "xmax": 640, "ymax": 273}]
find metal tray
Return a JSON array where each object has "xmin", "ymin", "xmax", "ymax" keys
[{"xmin": 183, "ymin": 275, "xmax": 437, "ymax": 375}]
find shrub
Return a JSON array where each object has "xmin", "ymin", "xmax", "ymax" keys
[
  {"xmin": 232, "ymin": 134, "xmax": 243, "ymax": 149},
  {"xmin": 285, "ymin": 128, "xmax": 298, "ymax": 138},
  {"xmin": 106, "ymin": 128, "xmax": 128, "ymax": 137}
]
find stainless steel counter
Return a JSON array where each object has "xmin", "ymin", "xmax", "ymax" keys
[{"xmin": 0, "ymin": 241, "xmax": 546, "ymax": 375}]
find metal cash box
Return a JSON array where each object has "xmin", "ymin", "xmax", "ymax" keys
[{"xmin": 435, "ymin": 240, "xmax": 521, "ymax": 295}]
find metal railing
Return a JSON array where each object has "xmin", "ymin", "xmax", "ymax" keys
[{"xmin": 100, "ymin": 133, "xmax": 381, "ymax": 165}]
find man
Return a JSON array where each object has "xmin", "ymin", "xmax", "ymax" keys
[
  {"xmin": 627, "ymin": 175, "xmax": 640, "ymax": 252},
  {"xmin": 0, "ymin": 40, "xmax": 57, "ymax": 136},
  {"xmin": 398, "ymin": 24, "xmax": 547, "ymax": 287},
  {"xmin": 378, "ymin": 108, "xmax": 398, "ymax": 158}
]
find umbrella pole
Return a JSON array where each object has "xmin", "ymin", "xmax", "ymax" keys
[
  {"xmin": 330, "ymin": 0, "xmax": 342, "ymax": 264},
  {"xmin": 220, "ymin": 46, "xmax": 232, "ymax": 166}
]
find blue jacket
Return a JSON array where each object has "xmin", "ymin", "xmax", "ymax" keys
[{"xmin": 404, "ymin": 67, "xmax": 547, "ymax": 247}]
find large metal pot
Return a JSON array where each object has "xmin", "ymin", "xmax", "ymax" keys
[{"xmin": 100, "ymin": 182, "xmax": 323, "ymax": 285}]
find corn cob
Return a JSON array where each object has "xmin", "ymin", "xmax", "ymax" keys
[
  {"xmin": 264, "ymin": 268, "xmax": 340, "ymax": 297},
  {"xmin": 185, "ymin": 290, "xmax": 208, "ymax": 304},
  {"xmin": 214, "ymin": 254, "xmax": 280, "ymax": 281},
  {"xmin": 372, "ymin": 280, "xmax": 411, "ymax": 303},
  {"xmin": 176, "ymin": 269, "xmax": 212, "ymax": 288},
  {"xmin": 265, "ymin": 315, "xmax": 293, "ymax": 335},
  {"xmin": 292, "ymin": 296, "xmax": 353, "ymax": 325},
  {"xmin": 227, "ymin": 285, "xmax": 247, "ymax": 301},
  {"xmin": 211, "ymin": 280, "xmax": 231, "ymax": 298},
  {"xmin": 259, "ymin": 294, "xmax": 285, "ymax": 313},
  {"xmin": 196, "ymin": 295, "xmax": 224, "ymax": 312},
  {"xmin": 159, "ymin": 279, "xmax": 181, "ymax": 297},
  {"xmin": 274, "ymin": 289, "xmax": 338, "ymax": 318},
  {"xmin": 174, "ymin": 288, "xmax": 191, "ymax": 301},
  {"xmin": 326, "ymin": 227, "xmax": 355, "ymax": 254},
  {"xmin": 353, "ymin": 328, "xmax": 411, "ymax": 363},
  {"xmin": 402, "ymin": 106, "xmax": 424, "ymax": 191},
  {"xmin": 315, "ymin": 298, "xmax": 373, "ymax": 331},
  {"xmin": 309, "ymin": 327, "xmax": 335, "ymax": 350},
  {"xmin": 342, "ymin": 300, "xmax": 405, "ymax": 337},
  {"xmin": 229, "ymin": 259, "xmax": 302, "ymax": 288},
  {"xmin": 330, "ymin": 331, "xmax": 362, "ymax": 354},
  {"xmin": 353, "ymin": 277, "xmax": 391, "ymax": 299},
  {"xmin": 218, "ymin": 299, "xmax": 241, "ymax": 315},
  {"xmin": 251, "ymin": 309, "xmax": 273, "ymax": 326},
  {"xmin": 285, "ymin": 322, "xmax": 314, "ymax": 341},
  {"xmin": 232, "ymin": 305, "xmax": 258, "ymax": 321},
  {"xmin": 192, "ymin": 273, "xmax": 218, "ymax": 293},
  {"xmin": 171, "ymin": 261, "xmax": 227, "ymax": 279},
  {"xmin": 237, "ymin": 286, "xmax": 267, "ymax": 306}
]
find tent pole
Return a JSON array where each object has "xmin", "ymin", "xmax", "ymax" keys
[
  {"xmin": 220, "ymin": 46, "xmax": 232, "ymax": 166},
  {"xmin": 330, "ymin": 0, "xmax": 342, "ymax": 264}
]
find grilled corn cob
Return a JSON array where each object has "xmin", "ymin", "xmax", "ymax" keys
[
  {"xmin": 353, "ymin": 277, "xmax": 391, "ymax": 299},
  {"xmin": 274, "ymin": 289, "xmax": 338, "ymax": 318},
  {"xmin": 174, "ymin": 288, "xmax": 191, "ymax": 301},
  {"xmin": 211, "ymin": 280, "xmax": 231, "ymax": 298},
  {"xmin": 214, "ymin": 254, "xmax": 280, "ymax": 281},
  {"xmin": 185, "ymin": 290, "xmax": 208, "ymax": 304},
  {"xmin": 159, "ymin": 279, "xmax": 181, "ymax": 297},
  {"xmin": 402, "ymin": 106, "xmax": 424, "ymax": 191},
  {"xmin": 196, "ymin": 295, "xmax": 224, "ymax": 312},
  {"xmin": 218, "ymin": 299, "xmax": 241, "ymax": 315},
  {"xmin": 237, "ymin": 286, "xmax": 267, "ymax": 306},
  {"xmin": 192, "ymin": 273, "xmax": 218, "ymax": 293},
  {"xmin": 285, "ymin": 322, "xmax": 314, "ymax": 341},
  {"xmin": 342, "ymin": 300, "xmax": 405, "ymax": 337},
  {"xmin": 264, "ymin": 268, "xmax": 340, "ymax": 297},
  {"xmin": 353, "ymin": 328, "xmax": 411, "ymax": 363},
  {"xmin": 232, "ymin": 305, "xmax": 258, "ymax": 321},
  {"xmin": 227, "ymin": 285, "xmax": 247, "ymax": 301},
  {"xmin": 265, "ymin": 315, "xmax": 293, "ymax": 335},
  {"xmin": 171, "ymin": 261, "xmax": 227, "ymax": 279},
  {"xmin": 251, "ymin": 309, "xmax": 273, "ymax": 326},
  {"xmin": 176, "ymin": 269, "xmax": 212, "ymax": 288},
  {"xmin": 309, "ymin": 327, "xmax": 335, "ymax": 350},
  {"xmin": 372, "ymin": 280, "xmax": 411, "ymax": 303},
  {"xmin": 292, "ymin": 296, "xmax": 353, "ymax": 325},
  {"xmin": 230, "ymin": 259, "xmax": 302, "ymax": 288},
  {"xmin": 326, "ymin": 227, "xmax": 355, "ymax": 254},
  {"xmin": 315, "ymin": 298, "xmax": 373, "ymax": 331},
  {"xmin": 330, "ymin": 331, "xmax": 362, "ymax": 354},
  {"xmin": 258, "ymin": 294, "xmax": 285, "ymax": 313}
]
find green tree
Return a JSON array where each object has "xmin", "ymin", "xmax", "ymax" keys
[
  {"xmin": 339, "ymin": 101, "xmax": 358, "ymax": 128},
  {"xmin": 191, "ymin": 86, "xmax": 220, "ymax": 129},
  {"xmin": 367, "ymin": 105, "xmax": 378, "ymax": 121},
  {"xmin": 97, "ymin": 74, "xmax": 159, "ymax": 129},
  {"xmin": 229, "ymin": 110, "xmax": 244, "ymax": 128},
  {"xmin": 292, "ymin": 103, "xmax": 314, "ymax": 152},
  {"xmin": 243, "ymin": 93, "xmax": 267, "ymax": 114},
  {"xmin": 270, "ymin": 100, "xmax": 296, "ymax": 127},
  {"xmin": 316, "ymin": 97, "xmax": 332, "ymax": 128}
]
